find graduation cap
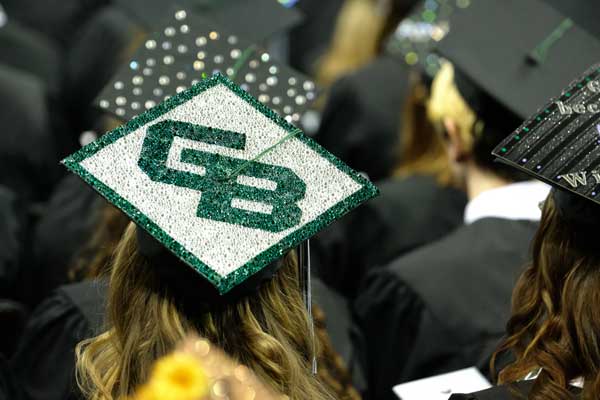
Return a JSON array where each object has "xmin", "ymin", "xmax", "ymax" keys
[
  {"xmin": 384, "ymin": 0, "xmax": 473, "ymax": 77},
  {"xmin": 95, "ymin": 8, "xmax": 318, "ymax": 128},
  {"xmin": 115, "ymin": 0, "xmax": 303, "ymax": 44},
  {"xmin": 64, "ymin": 73, "xmax": 378, "ymax": 294},
  {"xmin": 493, "ymin": 64, "xmax": 600, "ymax": 217},
  {"xmin": 436, "ymin": 0, "xmax": 600, "ymax": 121}
]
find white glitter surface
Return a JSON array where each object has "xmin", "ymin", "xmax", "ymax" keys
[{"xmin": 81, "ymin": 83, "xmax": 362, "ymax": 278}]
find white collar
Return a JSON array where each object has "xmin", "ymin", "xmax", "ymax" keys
[{"xmin": 464, "ymin": 181, "xmax": 551, "ymax": 225}]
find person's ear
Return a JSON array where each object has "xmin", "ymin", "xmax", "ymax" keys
[{"xmin": 443, "ymin": 117, "xmax": 469, "ymax": 163}]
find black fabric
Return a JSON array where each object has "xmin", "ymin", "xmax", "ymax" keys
[
  {"xmin": 0, "ymin": 186, "xmax": 22, "ymax": 298},
  {"xmin": 23, "ymin": 175, "xmax": 102, "ymax": 306},
  {"xmin": 10, "ymin": 280, "xmax": 107, "ymax": 400},
  {"xmin": 0, "ymin": 64, "xmax": 59, "ymax": 202},
  {"xmin": 313, "ymin": 56, "xmax": 410, "ymax": 181},
  {"xmin": 2, "ymin": 0, "xmax": 110, "ymax": 46},
  {"xmin": 0, "ymin": 21, "xmax": 62, "ymax": 95},
  {"xmin": 0, "ymin": 354, "xmax": 21, "ymax": 400},
  {"xmin": 449, "ymin": 380, "xmax": 582, "ymax": 399},
  {"xmin": 353, "ymin": 218, "xmax": 538, "ymax": 400},
  {"xmin": 313, "ymin": 175, "xmax": 466, "ymax": 298}
]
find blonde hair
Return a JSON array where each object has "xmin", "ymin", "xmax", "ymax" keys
[
  {"xmin": 315, "ymin": 0, "xmax": 385, "ymax": 86},
  {"xmin": 427, "ymin": 61, "xmax": 478, "ymax": 151},
  {"xmin": 76, "ymin": 223, "xmax": 335, "ymax": 400}
]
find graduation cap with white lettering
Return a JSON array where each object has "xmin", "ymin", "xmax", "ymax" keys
[
  {"xmin": 64, "ymin": 73, "xmax": 378, "ymax": 295},
  {"xmin": 95, "ymin": 8, "xmax": 318, "ymax": 127},
  {"xmin": 493, "ymin": 64, "xmax": 600, "ymax": 218},
  {"xmin": 115, "ymin": 0, "xmax": 303, "ymax": 44},
  {"xmin": 384, "ymin": 0, "xmax": 472, "ymax": 77}
]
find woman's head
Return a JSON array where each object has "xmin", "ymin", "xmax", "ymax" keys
[
  {"xmin": 76, "ymin": 222, "xmax": 335, "ymax": 400},
  {"xmin": 427, "ymin": 62, "xmax": 526, "ymax": 185},
  {"xmin": 493, "ymin": 192, "xmax": 600, "ymax": 400}
]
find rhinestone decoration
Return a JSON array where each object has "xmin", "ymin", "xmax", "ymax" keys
[
  {"xmin": 494, "ymin": 64, "xmax": 600, "ymax": 205},
  {"xmin": 75, "ymin": 74, "xmax": 377, "ymax": 294},
  {"xmin": 94, "ymin": 8, "xmax": 320, "ymax": 128}
]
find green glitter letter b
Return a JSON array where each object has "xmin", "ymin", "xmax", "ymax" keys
[{"xmin": 139, "ymin": 120, "xmax": 306, "ymax": 232}]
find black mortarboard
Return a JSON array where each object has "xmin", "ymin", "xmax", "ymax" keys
[
  {"xmin": 115, "ymin": 0, "xmax": 303, "ymax": 44},
  {"xmin": 384, "ymin": 0, "xmax": 473, "ymax": 77},
  {"xmin": 436, "ymin": 0, "xmax": 600, "ymax": 121},
  {"xmin": 493, "ymin": 64, "xmax": 600, "ymax": 220},
  {"xmin": 95, "ymin": 8, "xmax": 318, "ymax": 127}
]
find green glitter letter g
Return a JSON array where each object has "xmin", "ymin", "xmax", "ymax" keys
[{"xmin": 138, "ymin": 120, "xmax": 306, "ymax": 232}]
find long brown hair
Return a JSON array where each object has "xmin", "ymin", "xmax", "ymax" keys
[
  {"xmin": 76, "ymin": 223, "xmax": 338, "ymax": 400},
  {"xmin": 491, "ymin": 195, "xmax": 600, "ymax": 399}
]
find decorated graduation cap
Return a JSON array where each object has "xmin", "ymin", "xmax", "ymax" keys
[
  {"xmin": 436, "ymin": 0, "xmax": 600, "ymax": 121},
  {"xmin": 384, "ymin": 0, "xmax": 473, "ymax": 77},
  {"xmin": 95, "ymin": 8, "xmax": 317, "ymax": 128},
  {"xmin": 63, "ymin": 73, "xmax": 378, "ymax": 295},
  {"xmin": 493, "ymin": 64, "xmax": 600, "ymax": 224},
  {"xmin": 115, "ymin": 0, "xmax": 303, "ymax": 43}
]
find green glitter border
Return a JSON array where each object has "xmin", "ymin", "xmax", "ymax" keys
[{"xmin": 62, "ymin": 74, "xmax": 379, "ymax": 294}]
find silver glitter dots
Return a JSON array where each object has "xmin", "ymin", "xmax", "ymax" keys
[
  {"xmin": 306, "ymin": 92, "xmax": 316, "ymax": 101},
  {"xmin": 115, "ymin": 107, "xmax": 125, "ymax": 116},
  {"xmin": 214, "ymin": 55, "xmax": 224, "ymax": 64},
  {"xmin": 143, "ymin": 68, "xmax": 152, "ymax": 76},
  {"xmin": 287, "ymin": 88, "xmax": 296, "ymax": 97},
  {"xmin": 272, "ymin": 96, "xmax": 281, "ymax": 105},
  {"xmin": 197, "ymin": 51, "xmax": 206, "ymax": 59},
  {"xmin": 227, "ymin": 35, "xmax": 238, "ymax": 44},
  {"xmin": 295, "ymin": 95, "xmax": 306, "ymax": 105},
  {"xmin": 193, "ymin": 61, "xmax": 205, "ymax": 70},
  {"xmin": 115, "ymin": 96, "xmax": 127, "ymax": 106},
  {"xmin": 175, "ymin": 10, "xmax": 187, "ymax": 20},
  {"xmin": 249, "ymin": 60, "xmax": 259, "ymax": 69},
  {"xmin": 240, "ymin": 83, "xmax": 249, "ymax": 91},
  {"xmin": 180, "ymin": 24, "xmax": 189, "ymax": 34},
  {"xmin": 159, "ymin": 76, "xmax": 170, "ymax": 86},
  {"xmin": 164, "ymin": 26, "xmax": 176, "ymax": 36},
  {"xmin": 176, "ymin": 86, "xmax": 186, "ymax": 93},
  {"xmin": 114, "ymin": 81, "xmax": 124, "ymax": 90},
  {"xmin": 153, "ymin": 88, "xmax": 163, "ymax": 97},
  {"xmin": 131, "ymin": 101, "xmax": 140, "ymax": 110},
  {"xmin": 99, "ymin": 99, "xmax": 109, "ymax": 108},
  {"xmin": 230, "ymin": 49, "xmax": 241, "ymax": 59},
  {"xmin": 283, "ymin": 105, "xmax": 293, "ymax": 114},
  {"xmin": 133, "ymin": 87, "xmax": 143, "ymax": 96},
  {"xmin": 209, "ymin": 31, "xmax": 219, "ymax": 40},
  {"xmin": 303, "ymin": 81, "xmax": 315, "ymax": 91},
  {"xmin": 146, "ymin": 58, "xmax": 156, "ymax": 67},
  {"xmin": 163, "ymin": 55, "xmax": 174, "ymax": 65},
  {"xmin": 191, "ymin": 79, "xmax": 200, "ymax": 85},
  {"xmin": 292, "ymin": 113, "xmax": 300, "ymax": 122},
  {"xmin": 132, "ymin": 76, "xmax": 143, "ymax": 85},
  {"xmin": 269, "ymin": 66, "xmax": 278, "ymax": 74},
  {"xmin": 162, "ymin": 41, "xmax": 172, "ymax": 50},
  {"xmin": 145, "ymin": 39, "xmax": 156, "ymax": 49},
  {"xmin": 177, "ymin": 44, "xmax": 188, "ymax": 54},
  {"xmin": 266, "ymin": 76, "xmax": 278, "ymax": 86},
  {"xmin": 288, "ymin": 77, "xmax": 297, "ymax": 85},
  {"xmin": 259, "ymin": 83, "xmax": 268, "ymax": 91},
  {"xmin": 261, "ymin": 53, "xmax": 270, "ymax": 62},
  {"xmin": 285, "ymin": 115, "xmax": 293, "ymax": 123},
  {"xmin": 195, "ymin": 36, "xmax": 207, "ymax": 46},
  {"xmin": 258, "ymin": 94, "xmax": 270, "ymax": 103},
  {"xmin": 245, "ymin": 73, "xmax": 256, "ymax": 83},
  {"xmin": 226, "ymin": 68, "xmax": 234, "ymax": 76},
  {"xmin": 129, "ymin": 61, "xmax": 139, "ymax": 70},
  {"xmin": 176, "ymin": 71, "xmax": 187, "ymax": 80}
]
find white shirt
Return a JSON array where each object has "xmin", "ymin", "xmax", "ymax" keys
[{"xmin": 464, "ymin": 181, "xmax": 551, "ymax": 225}]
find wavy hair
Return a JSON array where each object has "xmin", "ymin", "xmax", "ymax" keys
[
  {"xmin": 492, "ymin": 195, "xmax": 600, "ymax": 399},
  {"xmin": 76, "ymin": 223, "xmax": 336, "ymax": 400}
]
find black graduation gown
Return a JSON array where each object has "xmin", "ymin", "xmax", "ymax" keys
[
  {"xmin": 313, "ymin": 56, "xmax": 410, "ymax": 181},
  {"xmin": 449, "ymin": 380, "xmax": 582, "ymax": 399},
  {"xmin": 313, "ymin": 175, "xmax": 467, "ymax": 298},
  {"xmin": 20, "ymin": 175, "xmax": 102, "ymax": 306},
  {"xmin": 353, "ymin": 218, "xmax": 539, "ymax": 400},
  {"xmin": 11, "ymin": 280, "xmax": 106, "ymax": 400},
  {"xmin": 0, "ymin": 185, "xmax": 23, "ymax": 298}
]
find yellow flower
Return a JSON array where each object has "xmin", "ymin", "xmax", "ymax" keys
[{"xmin": 133, "ymin": 353, "xmax": 209, "ymax": 400}]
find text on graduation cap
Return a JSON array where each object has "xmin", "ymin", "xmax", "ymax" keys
[
  {"xmin": 559, "ymin": 170, "xmax": 600, "ymax": 189},
  {"xmin": 138, "ymin": 120, "xmax": 306, "ymax": 233},
  {"xmin": 556, "ymin": 79, "xmax": 600, "ymax": 115}
]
